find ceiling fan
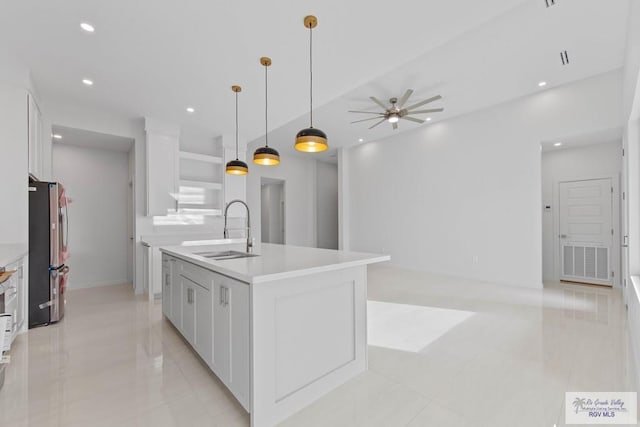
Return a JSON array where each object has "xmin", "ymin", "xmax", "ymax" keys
[{"xmin": 349, "ymin": 89, "xmax": 444, "ymax": 130}]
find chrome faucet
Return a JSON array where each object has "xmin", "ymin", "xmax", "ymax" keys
[{"xmin": 223, "ymin": 199, "xmax": 252, "ymax": 253}]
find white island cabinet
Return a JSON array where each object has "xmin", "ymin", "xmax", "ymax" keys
[{"xmin": 160, "ymin": 243, "xmax": 389, "ymax": 427}]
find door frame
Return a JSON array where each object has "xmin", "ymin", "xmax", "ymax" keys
[
  {"xmin": 260, "ymin": 178, "xmax": 286, "ymax": 245},
  {"xmin": 552, "ymin": 175, "xmax": 621, "ymax": 286}
]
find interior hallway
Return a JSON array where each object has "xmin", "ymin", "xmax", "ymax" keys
[{"xmin": 0, "ymin": 265, "xmax": 636, "ymax": 427}]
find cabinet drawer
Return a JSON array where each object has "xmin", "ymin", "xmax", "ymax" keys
[{"xmin": 179, "ymin": 261, "xmax": 213, "ymax": 291}]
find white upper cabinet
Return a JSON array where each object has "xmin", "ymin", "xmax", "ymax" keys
[
  {"xmin": 27, "ymin": 92, "xmax": 43, "ymax": 177},
  {"xmin": 145, "ymin": 118, "xmax": 180, "ymax": 216}
]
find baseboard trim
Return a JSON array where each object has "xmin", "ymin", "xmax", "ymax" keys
[{"xmin": 67, "ymin": 279, "xmax": 129, "ymax": 289}]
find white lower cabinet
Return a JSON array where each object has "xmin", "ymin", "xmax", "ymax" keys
[
  {"xmin": 4, "ymin": 255, "xmax": 27, "ymax": 340},
  {"xmin": 161, "ymin": 254, "xmax": 249, "ymax": 409},
  {"xmin": 161, "ymin": 256, "xmax": 172, "ymax": 319},
  {"xmin": 218, "ymin": 275, "xmax": 250, "ymax": 409},
  {"xmin": 194, "ymin": 282, "xmax": 213, "ymax": 364},
  {"xmin": 180, "ymin": 278, "xmax": 197, "ymax": 344}
]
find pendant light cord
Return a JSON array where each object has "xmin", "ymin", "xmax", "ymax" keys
[
  {"xmin": 265, "ymin": 63, "xmax": 269, "ymax": 147},
  {"xmin": 235, "ymin": 91, "xmax": 239, "ymax": 160},
  {"xmin": 309, "ymin": 24, "xmax": 313, "ymax": 127}
]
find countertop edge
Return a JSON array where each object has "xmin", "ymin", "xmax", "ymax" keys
[
  {"xmin": 0, "ymin": 243, "xmax": 29, "ymax": 268},
  {"xmin": 159, "ymin": 246, "xmax": 390, "ymax": 284}
]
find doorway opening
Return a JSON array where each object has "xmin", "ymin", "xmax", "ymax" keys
[
  {"xmin": 51, "ymin": 125, "xmax": 135, "ymax": 289},
  {"xmin": 541, "ymin": 129, "xmax": 623, "ymax": 287},
  {"xmin": 261, "ymin": 178, "xmax": 285, "ymax": 244}
]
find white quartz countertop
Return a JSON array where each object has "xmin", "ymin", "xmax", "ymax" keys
[
  {"xmin": 160, "ymin": 243, "xmax": 390, "ymax": 284},
  {"xmin": 0, "ymin": 243, "xmax": 28, "ymax": 267},
  {"xmin": 141, "ymin": 235, "xmax": 245, "ymax": 247}
]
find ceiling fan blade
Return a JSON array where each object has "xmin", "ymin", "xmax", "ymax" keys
[
  {"xmin": 351, "ymin": 116, "xmax": 387, "ymax": 124},
  {"xmin": 405, "ymin": 95, "xmax": 442, "ymax": 111},
  {"xmin": 348, "ymin": 110, "xmax": 385, "ymax": 115},
  {"xmin": 397, "ymin": 89, "xmax": 414, "ymax": 108},
  {"xmin": 370, "ymin": 96, "xmax": 389, "ymax": 110},
  {"xmin": 392, "ymin": 122, "xmax": 398, "ymax": 130},
  {"xmin": 368, "ymin": 118, "xmax": 387, "ymax": 129},
  {"xmin": 401, "ymin": 116, "xmax": 425, "ymax": 124},
  {"xmin": 406, "ymin": 108, "xmax": 444, "ymax": 114}
]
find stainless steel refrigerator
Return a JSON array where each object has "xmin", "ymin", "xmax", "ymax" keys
[{"xmin": 28, "ymin": 179, "xmax": 69, "ymax": 327}]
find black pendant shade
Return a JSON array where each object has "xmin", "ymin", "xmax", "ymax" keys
[
  {"xmin": 226, "ymin": 85, "xmax": 248, "ymax": 175},
  {"xmin": 254, "ymin": 56, "xmax": 280, "ymax": 165},
  {"xmin": 294, "ymin": 127, "xmax": 328, "ymax": 153},
  {"xmin": 295, "ymin": 15, "xmax": 328, "ymax": 153},
  {"xmin": 225, "ymin": 159, "xmax": 249, "ymax": 175},
  {"xmin": 253, "ymin": 145, "xmax": 280, "ymax": 165}
]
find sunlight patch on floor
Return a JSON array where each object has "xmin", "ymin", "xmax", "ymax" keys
[{"xmin": 367, "ymin": 300, "xmax": 475, "ymax": 353}]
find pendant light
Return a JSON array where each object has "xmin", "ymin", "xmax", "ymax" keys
[
  {"xmin": 253, "ymin": 57, "xmax": 280, "ymax": 165},
  {"xmin": 295, "ymin": 15, "xmax": 328, "ymax": 153},
  {"xmin": 225, "ymin": 85, "xmax": 249, "ymax": 175}
]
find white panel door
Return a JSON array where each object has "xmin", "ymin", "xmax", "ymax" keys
[{"xmin": 559, "ymin": 178, "xmax": 613, "ymax": 285}]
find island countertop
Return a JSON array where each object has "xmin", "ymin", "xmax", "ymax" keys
[{"xmin": 159, "ymin": 243, "xmax": 390, "ymax": 284}]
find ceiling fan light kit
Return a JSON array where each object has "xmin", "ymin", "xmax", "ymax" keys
[
  {"xmin": 225, "ymin": 85, "xmax": 249, "ymax": 175},
  {"xmin": 349, "ymin": 90, "xmax": 444, "ymax": 130},
  {"xmin": 295, "ymin": 15, "xmax": 328, "ymax": 153},
  {"xmin": 254, "ymin": 56, "xmax": 280, "ymax": 166}
]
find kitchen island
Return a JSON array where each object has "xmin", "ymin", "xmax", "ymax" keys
[{"xmin": 159, "ymin": 243, "xmax": 389, "ymax": 427}]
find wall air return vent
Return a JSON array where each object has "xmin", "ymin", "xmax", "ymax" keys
[{"xmin": 560, "ymin": 50, "xmax": 569, "ymax": 65}]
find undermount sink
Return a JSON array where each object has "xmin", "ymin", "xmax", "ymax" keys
[{"xmin": 194, "ymin": 250, "xmax": 259, "ymax": 260}]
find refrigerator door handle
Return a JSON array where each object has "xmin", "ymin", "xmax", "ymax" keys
[{"xmin": 64, "ymin": 202, "xmax": 69, "ymax": 250}]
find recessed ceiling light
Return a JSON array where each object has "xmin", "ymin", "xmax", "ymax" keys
[
  {"xmin": 186, "ymin": 107, "xmax": 195, "ymax": 113},
  {"xmin": 426, "ymin": 117, "xmax": 432, "ymax": 121},
  {"xmin": 358, "ymin": 138, "xmax": 364, "ymax": 142},
  {"xmin": 538, "ymin": 81, "xmax": 547, "ymax": 87},
  {"xmin": 554, "ymin": 142, "xmax": 563, "ymax": 147},
  {"xmin": 80, "ymin": 22, "xmax": 95, "ymax": 33},
  {"xmin": 82, "ymin": 78, "xmax": 94, "ymax": 86},
  {"xmin": 52, "ymin": 134, "xmax": 62, "ymax": 140}
]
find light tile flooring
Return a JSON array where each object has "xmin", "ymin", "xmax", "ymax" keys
[{"xmin": 1, "ymin": 264, "xmax": 637, "ymax": 426}]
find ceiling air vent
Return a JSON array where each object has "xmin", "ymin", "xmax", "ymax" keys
[
  {"xmin": 560, "ymin": 50, "xmax": 569, "ymax": 65},
  {"xmin": 545, "ymin": 0, "xmax": 557, "ymax": 7}
]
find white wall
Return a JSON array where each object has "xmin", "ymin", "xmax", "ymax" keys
[
  {"xmin": 623, "ymin": 0, "xmax": 640, "ymax": 119},
  {"xmin": 52, "ymin": 143, "xmax": 129, "ymax": 288},
  {"xmin": 346, "ymin": 71, "xmax": 623, "ymax": 288},
  {"xmin": 316, "ymin": 161, "xmax": 338, "ymax": 249},
  {"xmin": 247, "ymin": 151, "xmax": 317, "ymax": 248},
  {"xmin": 621, "ymin": 0, "xmax": 640, "ymax": 392},
  {"xmin": 541, "ymin": 142, "xmax": 622, "ymax": 283}
]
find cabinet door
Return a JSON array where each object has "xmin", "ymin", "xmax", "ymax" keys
[
  {"xmin": 146, "ymin": 132, "xmax": 179, "ymax": 216},
  {"xmin": 16, "ymin": 258, "xmax": 25, "ymax": 332},
  {"xmin": 170, "ymin": 262, "xmax": 182, "ymax": 327},
  {"xmin": 142, "ymin": 246, "xmax": 150, "ymax": 296},
  {"xmin": 194, "ymin": 284, "xmax": 213, "ymax": 365},
  {"xmin": 181, "ymin": 280, "xmax": 195, "ymax": 344},
  {"xmin": 161, "ymin": 256, "xmax": 171, "ymax": 318},
  {"xmin": 227, "ymin": 278, "xmax": 250, "ymax": 408},
  {"xmin": 28, "ymin": 93, "xmax": 42, "ymax": 176},
  {"xmin": 212, "ymin": 281, "xmax": 230, "ymax": 383}
]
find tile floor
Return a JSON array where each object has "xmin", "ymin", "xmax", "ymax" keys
[{"xmin": 0, "ymin": 264, "xmax": 637, "ymax": 426}]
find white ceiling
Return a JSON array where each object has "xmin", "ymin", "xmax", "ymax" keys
[
  {"xmin": 0, "ymin": 0, "xmax": 630, "ymax": 161},
  {"xmin": 52, "ymin": 125, "xmax": 134, "ymax": 152},
  {"xmin": 540, "ymin": 126, "xmax": 623, "ymax": 152}
]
